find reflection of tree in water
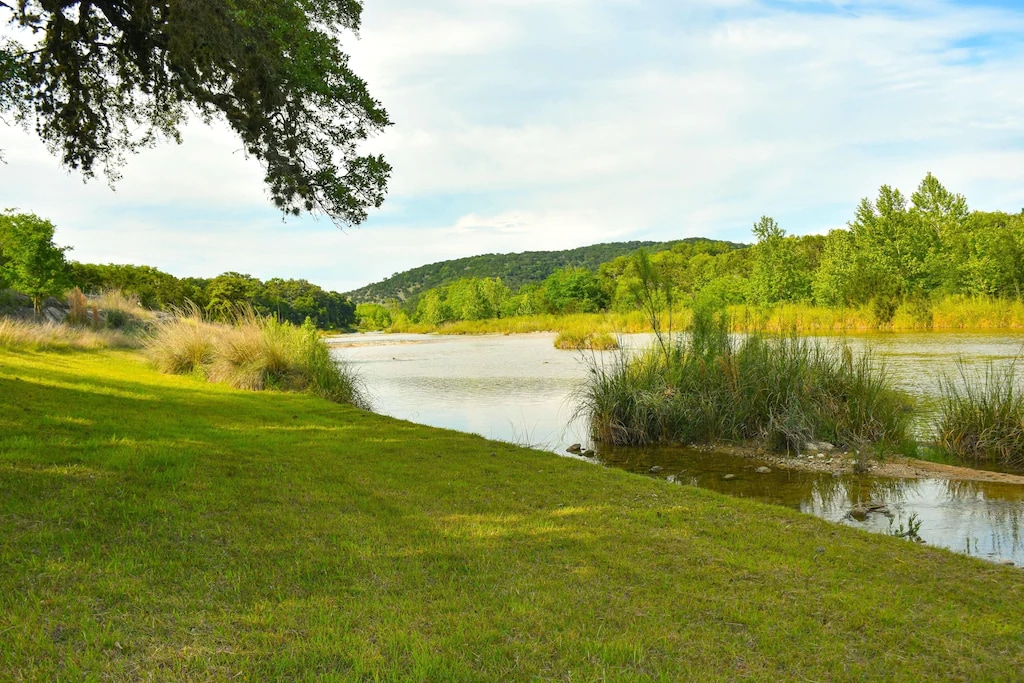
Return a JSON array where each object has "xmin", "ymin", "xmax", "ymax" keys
[
  {"xmin": 940, "ymin": 479, "xmax": 1024, "ymax": 557},
  {"xmin": 803, "ymin": 476, "xmax": 917, "ymax": 518}
]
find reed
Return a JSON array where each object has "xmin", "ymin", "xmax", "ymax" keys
[
  {"xmin": 390, "ymin": 310, "xmax": 663, "ymax": 336},
  {"xmin": 577, "ymin": 309, "xmax": 910, "ymax": 450},
  {"xmin": 729, "ymin": 297, "xmax": 1024, "ymax": 334},
  {"xmin": 553, "ymin": 330, "xmax": 619, "ymax": 350},
  {"xmin": 935, "ymin": 358, "xmax": 1024, "ymax": 467}
]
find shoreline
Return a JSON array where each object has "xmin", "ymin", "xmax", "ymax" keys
[{"xmin": 711, "ymin": 443, "xmax": 1024, "ymax": 485}]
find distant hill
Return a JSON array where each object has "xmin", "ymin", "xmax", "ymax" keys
[{"xmin": 346, "ymin": 238, "xmax": 746, "ymax": 304}]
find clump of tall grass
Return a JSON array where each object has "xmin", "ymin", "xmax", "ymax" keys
[
  {"xmin": 145, "ymin": 303, "xmax": 218, "ymax": 374},
  {"xmin": 92, "ymin": 290, "xmax": 155, "ymax": 330},
  {"xmin": 935, "ymin": 358, "xmax": 1024, "ymax": 468},
  {"xmin": 577, "ymin": 306, "xmax": 910, "ymax": 451},
  {"xmin": 0, "ymin": 317, "xmax": 138, "ymax": 351},
  {"xmin": 553, "ymin": 330, "xmax": 619, "ymax": 351},
  {"xmin": 145, "ymin": 305, "xmax": 369, "ymax": 408}
]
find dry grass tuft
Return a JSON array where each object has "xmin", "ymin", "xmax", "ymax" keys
[
  {"xmin": 145, "ymin": 304, "xmax": 369, "ymax": 407},
  {"xmin": 0, "ymin": 317, "xmax": 138, "ymax": 351}
]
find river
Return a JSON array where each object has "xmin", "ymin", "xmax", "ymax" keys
[{"xmin": 331, "ymin": 331, "xmax": 1024, "ymax": 565}]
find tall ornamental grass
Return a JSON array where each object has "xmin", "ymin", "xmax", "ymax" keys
[
  {"xmin": 145, "ymin": 306, "xmax": 369, "ymax": 408},
  {"xmin": 577, "ymin": 309, "xmax": 910, "ymax": 451},
  {"xmin": 0, "ymin": 317, "xmax": 138, "ymax": 351},
  {"xmin": 935, "ymin": 358, "xmax": 1024, "ymax": 468}
]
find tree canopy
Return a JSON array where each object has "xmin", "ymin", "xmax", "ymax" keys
[
  {"xmin": 1, "ymin": 0, "xmax": 390, "ymax": 224},
  {"xmin": 0, "ymin": 210, "xmax": 71, "ymax": 313}
]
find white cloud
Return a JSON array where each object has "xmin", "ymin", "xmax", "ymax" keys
[{"xmin": 2, "ymin": 0, "xmax": 1024, "ymax": 291}]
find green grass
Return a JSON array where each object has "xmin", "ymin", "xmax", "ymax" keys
[
  {"xmin": 1, "ymin": 349, "xmax": 1023, "ymax": 681},
  {"xmin": 935, "ymin": 357, "xmax": 1024, "ymax": 467}
]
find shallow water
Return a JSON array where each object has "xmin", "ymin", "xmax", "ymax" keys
[{"xmin": 332, "ymin": 331, "xmax": 1024, "ymax": 564}]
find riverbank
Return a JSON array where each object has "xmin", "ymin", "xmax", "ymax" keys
[
  {"xmin": 2, "ymin": 347, "xmax": 1023, "ymax": 679},
  {"xmin": 705, "ymin": 443, "xmax": 1024, "ymax": 485},
  {"xmin": 366, "ymin": 295, "xmax": 1024, "ymax": 336}
]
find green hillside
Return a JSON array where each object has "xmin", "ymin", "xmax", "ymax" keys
[{"xmin": 346, "ymin": 238, "xmax": 747, "ymax": 304}]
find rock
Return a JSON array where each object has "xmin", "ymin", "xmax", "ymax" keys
[
  {"xmin": 998, "ymin": 559, "xmax": 1015, "ymax": 566},
  {"xmin": 723, "ymin": 473, "xmax": 736, "ymax": 481},
  {"xmin": 649, "ymin": 466, "xmax": 664, "ymax": 474},
  {"xmin": 42, "ymin": 306, "xmax": 66, "ymax": 324},
  {"xmin": 581, "ymin": 449, "xmax": 596, "ymax": 458},
  {"xmin": 666, "ymin": 474, "xmax": 676, "ymax": 483},
  {"xmin": 849, "ymin": 505, "xmax": 869, "ymax": 521},
  {"xmin": 805, "ymin": 441, "xmax": 835, "ymax": 453},
  {"xmin": 566, "ymin": 443, "xmax": 582, "ymax": 454},
  {"xmin": 755, "ymin": 466, "xmax": 772, "ymax": 474}
]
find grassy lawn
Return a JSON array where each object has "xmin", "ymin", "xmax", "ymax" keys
[{"xmin": 1, "ymin": 349, "xmax": 1022, "ymax": 681}]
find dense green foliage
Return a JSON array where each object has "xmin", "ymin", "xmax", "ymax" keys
[
  {"xmin": 69, "ymin": 262, "xmax": 356, "ymax": 329},
  {"xmin": 346, "ymin": 238, "xmax": 744, "ymax": 305},
  {"xmin": 2, "ymin": 349, "xmax": 1023, "ymax": 679},
  {"xmin": 373, "ymin": 174, "xmax": 1024, "ymax": 330},
  {"xmin": 0, "ymin": 210, "xmax": 71, "ymax": 313},
  {"xmin": 1, "ymin": 0, "xmax": 390, "ymax": 223}
]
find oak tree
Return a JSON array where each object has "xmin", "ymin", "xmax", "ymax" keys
[{"xmin": 1, "ymin": 1, "xmax": 390, "ymax": 224}]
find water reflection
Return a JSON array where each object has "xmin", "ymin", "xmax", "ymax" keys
[
  {"xmin": 601, "ymin": 443, "xmax": 1024, "ymax": 564},
  {"xmin": 332, "ymin": 331, "xmax": 1024, "ymax": 564}
]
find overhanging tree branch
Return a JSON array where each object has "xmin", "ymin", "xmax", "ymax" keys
[{"xmin": 1, "ymin": 0, "xmax": 391, "ymax": 226}]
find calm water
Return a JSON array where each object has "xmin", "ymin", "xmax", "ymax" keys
[{"xmin": 332, "ymin": 331, "xmax": 1024, "ymax": 565}]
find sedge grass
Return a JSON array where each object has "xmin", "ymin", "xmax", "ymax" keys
[
  {"xmin": 935, "ymin": 357, "xmax": 1024, "ymax": 467},
  {"xmin": 0, "ymin": 348, "xmax": 1022, "ymax": 680},
  {"xmin": 578, "ymin": 312, "xmax": 910, "ymax": 450},
  {"xmin": 553, "ymin": 330, "xmax": 619, "ymax": 350}
]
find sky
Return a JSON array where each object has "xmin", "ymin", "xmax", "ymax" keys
[{"xmin": 2, "ymin": 0, "xmax": 1023, "ymax": 293}]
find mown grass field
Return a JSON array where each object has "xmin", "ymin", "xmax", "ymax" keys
[{"xmin": 1, "ymin": 349, "xmax": 1023, "ymax": 681}]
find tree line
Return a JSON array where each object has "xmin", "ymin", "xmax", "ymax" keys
[
  {"xmin": 357, "ymin": 174, "xmax": 1024, "ymax": 329},
  {"xmin": 345, "ymin": 239, "xmax": 738, "ymax": 305},
  {"xmin": 0, "ymin": 211, "xmax": 355, "ymax": 329},
  {"xmin": 6, "ymin": 174, "xmax": 1020, "ymax": 332}
]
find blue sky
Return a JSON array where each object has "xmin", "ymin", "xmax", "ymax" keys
[{"xmin": 2, "ymin": 0, "xmax": 1023, "ymax": 292}]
